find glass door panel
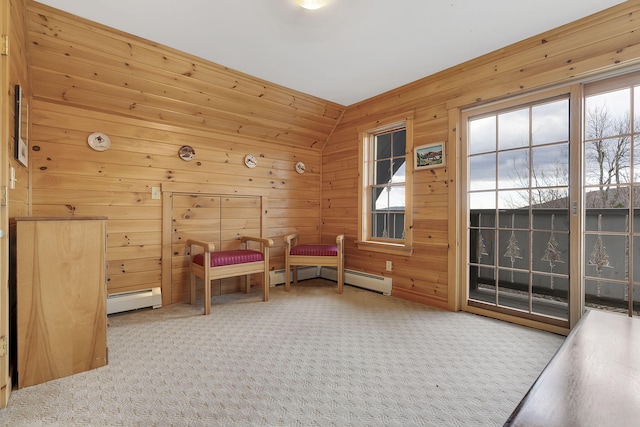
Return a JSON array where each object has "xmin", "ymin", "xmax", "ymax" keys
[
  {"xmin": 466, "ymin": 96, "xmax": 571, "ymax": 324},
  {"xmin": 583, "ymin": 76, "xmax": 639, "ymax": 316}
]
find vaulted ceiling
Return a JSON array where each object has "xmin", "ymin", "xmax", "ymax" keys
[{"xmin": 36, "ymin": 0, "xmax": 626, "ymax": 106}]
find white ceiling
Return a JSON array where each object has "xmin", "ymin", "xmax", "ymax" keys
[{"xmin": 37, "ymin": 0, "xmax": 626, "ymax": 106}]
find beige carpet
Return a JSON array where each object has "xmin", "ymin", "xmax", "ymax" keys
[{"xmin": 0, "ymin": 279, "xmax": 564, "ymax": 426}]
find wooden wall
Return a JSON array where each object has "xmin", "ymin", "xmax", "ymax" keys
[
  {"xmin": 322, "ymin": 1, "xmax": 640, "ymax": 311},
  {"xmin": 17, "ymin": 0, "xmax": 640, "ymax": 312},
  {"xmin": 25, "ymin": 1, "xmax": 344, "ymax": 302},
  {"xmin": 8, "ymin": 0, "xmax": 30, "ymax": 219}
]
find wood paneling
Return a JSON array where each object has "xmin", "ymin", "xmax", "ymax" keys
[
  {"xmin": 25, "ymin": 1, "xmax": 343, "ymax": 299},
  {"xmin": 16, "ymin": 217, "xmax": 107, "ymax": 389},
  {"xmin": 322, "ymin": 1, "xmax": 640, "ymax": 310}
]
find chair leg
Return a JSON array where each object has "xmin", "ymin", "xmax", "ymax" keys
[
  {"xmin": 285, "ymin": 257, "xmax": 291, "ymax": 292},
  {"xmin": 262, "ymin": 272, "xmax": 269, "ymax": 302},
  {"xmin": 190, "ymin": 271, "xmax": 197, "ymax": 306},
  {"xmin": 245, "ymin": 274, "xmax": 251, "ymax": 294},
  {"xmin": 337, "ymin": 262, "xmax": 344, "ymax": 294},
  {"xmin": 203, "ymin": 280, "xmax": 211, "ymax": 315},
  {"xmin": 203, "ymin": 268, "xmax": 211, "ymax": 316},
  {"xmin": 263, "ymin": 259, "xmax": 269, "ymax": 302}
]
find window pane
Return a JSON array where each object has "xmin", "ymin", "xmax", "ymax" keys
[
  {"xmin": 532, "ymin": 99, "xmax": 569, "ymax": 145},
  {"xmin": 585, "ymin": 279, "xmax": 629, "ymax": 314},
  {"xmin": 376, "ymin": 133, "xmax": 391, "ymax": 159},
  {"xmin": 498, "ymin": 148, "xmax": 529, "ymax": 189},
  {"xmin": 585, "ymin": 208, "xmax": 629, "ymax": 233},
  {"xmin": 584, "ymin": 184, "xmax": 629, "ymax": 210},
  {"xmin": 498, "ymin": 208, "xmax": 529, "ymax": 230},
  {"xmin": 532, "ymin": 274, "xmax": 568, "ymax": 320},
  {"xmin": 469, "ymin": 226, "xmax": 495, "ymax": 265},
  {"xmin": 392, "ymin": 130, "xmax": 406, "ymax": 157},
  {"xmin": 533, "ymin": 206, "xmax": 569, "ymax": 230},
  {"xmin": 498, "ymin": 189, "xmax": 530, "ymax": 211},
  {"xmin": 532, "ymin": 144, "xmax": 568, "ymax": 188},
  {"xmin": 532, "ymin": 231, "xmax": 568, "ymax": 275},
  {"xmin": 374, "ymin": 186, "xmax": 405, "ymax": 211},
  {"xmin": 584, "ymin": 138, "xmax": 631, "ymax": 185},
  {"xmin": 585, "ymin": 89, "xmax": 631, "ymax": 140},
  {"xmin": 392, "ymin": 158, "xmax": 406, "ymax": 183},
  {"xmin": 372, "ymin": 213, "xmax": 386, "ymax": 238},
  {"xmin": 375, "ymin": 159, "xmax": 391, "ymax": 185},
  {"xmin": 634, "ymin": 140, "xmax": 640, "ymax": 183},
  {"xmin": 498, "ymin": 230, "xmax": 529, "ymax": 270},
  {"xmin": 635, "ymin": 86, "xmax": 640, "ymax": 133},
  {"xmin": 584, "ymin": 233, "xmax": 628, "ymax": 281},
  {"xmin": 497, "ymin": 269, "xmax": 529, "ymax": 311},
  {"xmin": 389, "ymin": 213, "xmax": 405, "ymax": 239},
  {"xmin": 469, "ymin": 153, "xmax": 496, "ymax": 191},
  {"xmin": 470, "ymin": 192, "xmax": 495, "ymax": 210},
  {"xmin": 498, "ymin": 108, "xmax": 529, "ymax": 150},
  {"xmin": 469, "ymin": 265, "xmax": 496, "ymax": 304},
  {"xmin": 373, "ymin": 187, "xmax": 387, "ymax": 209},
  {"xmin": 469, "ymin": 116, "xmax": 496, "ymax": 155}
]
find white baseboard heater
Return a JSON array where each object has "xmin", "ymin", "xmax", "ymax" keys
[
  {"xmin": 269, "ymin": 266, "xmax": 319, "ymax": 287},
  {"xmin": 107, "ymin": 287, "xmax": 162, "ymax": 315},
  {"xmin": 321, "ymin": 267, "xmax": 392, "ymax": 295},
  {"xmin": 270, "ymin": 267, "xmax": 392, "ymax": 295}
]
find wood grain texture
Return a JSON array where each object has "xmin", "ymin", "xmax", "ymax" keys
[
  {"xmin": 16, "ymin": 218, "xmax": 107, "ymax": 389},
  {"xmin": 25, "ymin": 1, "xmax": 340, "ymax": 297},
  {"xmin": 322, "ymin": 1, "xmax": 640, "ymax": 310},
  {"xmin": 506, "ymin": 310, "xmax": 640, "ymax": 427}
]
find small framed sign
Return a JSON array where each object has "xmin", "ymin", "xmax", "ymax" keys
[{"xmin": 415, "ymin": 142, "xmax": 445, "ymax": 170}]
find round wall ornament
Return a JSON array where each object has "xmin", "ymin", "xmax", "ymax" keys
[
  {"xmin": 87, "ymin": 132, "xmax": 111, "ymax": 151},
  {"xmin": 244, "ymin": 154, "xmax": 258, "ymax": 168},
  {"xmin": 179, "ymin": 145, "xmax": 195, "ymax": 161}
]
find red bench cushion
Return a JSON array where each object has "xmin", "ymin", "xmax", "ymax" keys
[
  {"xmin": 193, "ymin": 249, "xmax": 264, "ymax": 267},
  {"xmin": 290, "ymin": 245, "xmax": 338, "ymax": 257}
]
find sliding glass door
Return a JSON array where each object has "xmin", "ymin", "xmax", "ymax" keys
[
  {"xmin": 462, "ymin": 72, "xmax": 640, "ymax": 329},
  {"xmin": 583, "ymin": 72, "xmax": 640, "ymax": 317},
  {"xmin": 463, "ymin": 89, "xmax": 574, "ymax": 328}
]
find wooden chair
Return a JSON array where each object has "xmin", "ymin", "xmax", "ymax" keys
[
  {"xmin": 284, "ymin": 233, "xmax": 344, "ymax": 293},
  {"xmin": 187, "ymin": 236, "xmax": 273, "ymax": 315}
]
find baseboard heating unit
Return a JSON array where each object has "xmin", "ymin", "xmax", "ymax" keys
[
  {"xmin": 321, "ymin": 267, "xmax": 392, "ymax": 295},
  {"xmin": 269, "ymin": 266, "xmax": 319, "ymax": 287},
  {"xmin": 107, "ymin": 287, "xmax": 162, "ymax": 315},
  {"xmin": 270, "ymin": 267, "xmax": 392, "ymax": 295}
]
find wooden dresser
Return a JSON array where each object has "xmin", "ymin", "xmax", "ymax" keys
[{"xmin": 15, "ymin": 217, "xmax": 107, "ymax": 388}]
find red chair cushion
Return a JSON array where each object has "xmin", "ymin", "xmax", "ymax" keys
[
  {"xmin": 193, "ymin": 249, "xmax": 264, "ymax": 267},
  {"xmin": 290, "ymin": 245, "xmax": 338, "ymax": 257}
]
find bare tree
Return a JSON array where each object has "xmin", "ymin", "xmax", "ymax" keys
[
  {"xmin": 504, "ymin": 105, "xmax": 633, "ymax": 209},
  {"xmin": 505, "ymin": 151, "xmax": 568, "ymax": 209},
  {"xmin": 584, "ymin": 106, "xmax": 631, "ymax": 208}
]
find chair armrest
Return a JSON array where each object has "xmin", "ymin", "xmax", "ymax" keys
[
  {"xmin": 241, "ymin": 236, "xmax": 274, "ymax": 247},
  {"xmin": 336, "ymin": 234, "xmax": 345, "ymax": 254},
  {"xmin": 186, "ymin": 239, "xmax": 215, "ymax": 253},
  {"xmin": 284, "ymin": 233, "xmax": 299, "ymax": 250},
  {"xmin": 241, "ymin": 236, "xmax": 274, "ymax": 248}
]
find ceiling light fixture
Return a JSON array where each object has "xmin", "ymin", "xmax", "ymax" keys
[{"xmin": 294, "ymin": 0, "xmax": 332, "ymax": 10}]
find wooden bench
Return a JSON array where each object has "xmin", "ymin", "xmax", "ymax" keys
[
  {"xmin": 187, "ymin": 236, "xmax": 273, "ymax": 315},
  {"xmin": 284, "ymin": 233, "xmax": 344, "ymax": 293},
  {"xmin": 505, "ymin": 309, "xmax": 640, "ymax": 426}
]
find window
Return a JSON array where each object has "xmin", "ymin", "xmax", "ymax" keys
[{"xmin": 358, "ymin": 115, "xmax": 413, "ymax": 256}]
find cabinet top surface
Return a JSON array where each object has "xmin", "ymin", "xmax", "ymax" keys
[{"xmin": 14, "ymin": 216, "xmax": 107, "ymax": 222}]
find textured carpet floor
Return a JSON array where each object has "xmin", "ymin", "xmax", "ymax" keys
[{"xmin": 0, "ymin": 280, "xmax": 564, "ymax": 426}]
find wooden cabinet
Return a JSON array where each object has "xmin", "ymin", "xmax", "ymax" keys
[{"xmin": 16, "ymin": 217, "xmax": 107, "ymax": 388}]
